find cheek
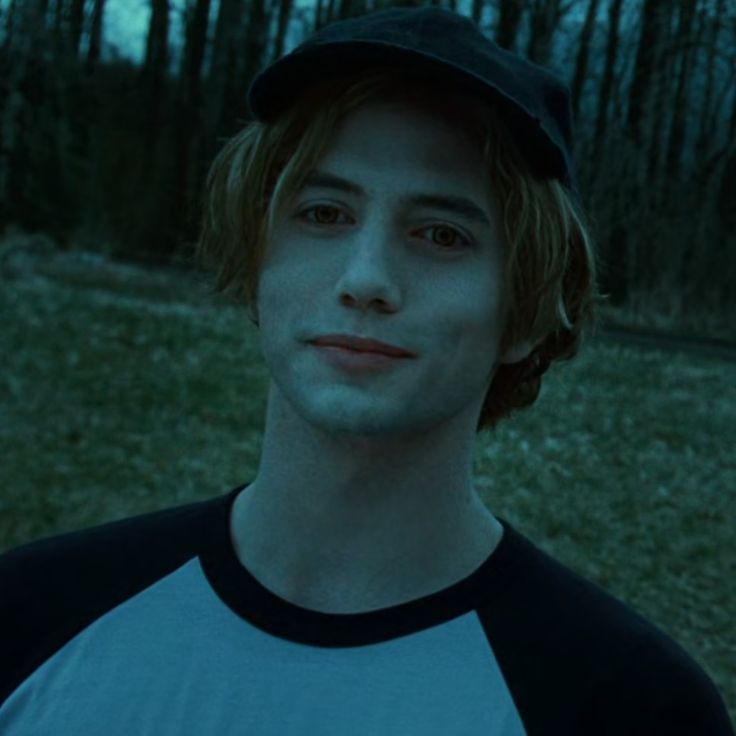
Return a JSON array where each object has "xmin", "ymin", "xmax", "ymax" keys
[
  {"xmin": 255, "ymin": 276, "xmax": 295, "ymax": 354},
  {"xmin": 258, "ymin": 259, "xmax": 310, "ymax": 313},
  {"xmin": 442, "ymin": 275, "xmax": 505, "ymax": 336},
  {"xmin": 446, "ymin": 290, "xmax": 506, "ymax": 372}
]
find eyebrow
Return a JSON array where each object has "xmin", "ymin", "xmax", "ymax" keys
[{"xmin": 300, "ymin": 169, "xmax": 492, "ymax": 227}]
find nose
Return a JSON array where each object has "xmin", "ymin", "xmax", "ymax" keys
[{"xmin": 333, "ymin": 224, "xmax": 403, "ymax": 313}]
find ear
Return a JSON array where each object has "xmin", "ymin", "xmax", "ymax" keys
[{"xmin": 498, "ymin": 339, "xmax": 535, "ymax": 365}]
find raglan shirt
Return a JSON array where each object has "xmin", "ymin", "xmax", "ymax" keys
[{"xmin": 0, "ymin": 483, "xmax": 732, "ymax": 735}]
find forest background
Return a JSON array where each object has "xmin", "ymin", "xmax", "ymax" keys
[{"xmin": 1, "ymin": 0, "xmax": 735, "ymax": 339}]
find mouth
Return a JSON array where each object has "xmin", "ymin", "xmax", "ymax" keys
[
  {"xmin": 309, "ymin": 334, "xmax": 416, "ymax": 358},
  {"xmin": 311, "ymin": 343, "xmax": 411, "ymax": 372}
]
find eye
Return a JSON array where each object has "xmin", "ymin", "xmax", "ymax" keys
[
  {"xmin": 427, "ymin": 224, "xmax": 472, "ymax": 250},
  {"xmin": 296, "ymin": 204, "xmax": 473, "ymax": 250},
  {"xmin": 299, "ymin": 204, "xmax": 348, "ymax": 226}
]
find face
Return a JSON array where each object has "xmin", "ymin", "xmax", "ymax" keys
[{"xmin": 256, "ymin": 99, "xmax": 523, "ymax": 438}]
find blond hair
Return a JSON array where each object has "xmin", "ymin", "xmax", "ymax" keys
[{"xmin": 196, "ymin": 61, "xmax": 601, "ymax": 432}]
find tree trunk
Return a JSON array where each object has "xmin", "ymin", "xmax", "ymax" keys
[
  {"xmin": 49, "ymin": 0, "xmax": 84, "ymax": 59},
  {"xmin": 206, "ymin": 0, "xmax": 246, "ymax": 143},
  {"xmin": 68, "ymin": 0, "xmax": 85, "ymax": 59},
  {"xmin": 271, "ymin": 0, "xmax": 294, "ymax": 62},
  {"xmin": 526, "ymin": 0, "xmax": 571, "ymax": 66},
  {"xmin": 470, "ymin": 0, "xmax": 484, "ymax": 26},
  {"xmin": 626, "ymin": 0, "xmax": 668, "ymax": 151},
  {"xmin": 85, "ymin": 0, "xmax": 106, "ymax": 74},
  {"xmin": 571, "ymin": 0, "xmax": 600, "ymax": 119},
  {"xmin": 314, "ymin": 0, "xmax": 326, "ymax": 31},
  {"xmin": 694, "ymin": 0, "xmax": 725, "ymax": 161},
  {"xmin": 140, "ymin": 0, "xmax": 170, "ymax": 155},
  {"xmin": 1, "ymin": 0, "xmax": 19, "ymax": 58},
  {"xmin": 495, "ymin": 0, "xmax": 525, "ymax": 52},
  {"xmin": 644, "ymin": 2, "xmax": 676, "ymax": 185},
  {"xmin": 133, "ymin": 0, "xmax": 171, "ymax": 256},
  {"xmin": 181, "ymin": 0, "xmax": 212, "ymax": 105},
  {"xmin": 592, "ymin": 0, "xmax": 623, "ymax": 163},
  {"xmin": 164, "ymin": 0, "xmax": 212, "ymax": 255},
  {"xmin": 0, "ymin": 0, "xmax": 47, "ymax": 226},
  {"xmin": 240, "ymin": 0, "xmax": 270, "ymax": 88},
  {"xmin": 665, "ymin": 0, "xmax": 700, "ymax": 182}
]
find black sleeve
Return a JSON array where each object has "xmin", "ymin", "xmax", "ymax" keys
[
  {"xmin": 594, "ymin": 631, "xmax": 735, "ymax": 735},
  {"xmin": 636, "ymin": 636, "xmax": 734, "ymax": 735}
]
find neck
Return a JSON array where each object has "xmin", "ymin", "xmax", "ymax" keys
[{"xmin": 228, "ymin": 384, "xmax": 503, "ymax": 614}]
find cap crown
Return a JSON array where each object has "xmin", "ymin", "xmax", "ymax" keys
[{"xmin": 248, "ymin": 7, "xmax": 576, "ymax": 191}]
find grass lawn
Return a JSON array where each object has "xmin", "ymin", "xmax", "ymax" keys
[{"xmin": 1, "ymin": 249, "xmax": 734, "ymax": 722}]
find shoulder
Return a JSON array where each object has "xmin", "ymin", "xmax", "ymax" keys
[
  {"xmin": 0, "ymin": 490, "xmax": 231, "ymax": 706},
  {"xmin": 0, "ymin": 492, "xmax": 219, "ymax": 592},
  {"xmin": 480, "ymin": 520, "xmax": 734, "ymax": 734}
]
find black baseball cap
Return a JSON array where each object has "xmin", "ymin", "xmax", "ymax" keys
[{"xmin": 247, "ymin": 6, "xmax": 577, "ymax": 194}]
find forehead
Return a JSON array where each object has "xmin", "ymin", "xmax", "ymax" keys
[{"xmin": 316, "ymin": 100, "xmax": 493, "ymax": 197}]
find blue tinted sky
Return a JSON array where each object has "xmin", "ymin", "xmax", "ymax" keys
[
  {"xmin": 97, "ymin": 0, "xmax": 478, "ymax": 63},
  {"xmin": 104, "ymin": 0, "xmax": 188, "ymax": 63},
  {"xmin": 1, "ymin": 0, "xmax": 587, "ymax": 69}
]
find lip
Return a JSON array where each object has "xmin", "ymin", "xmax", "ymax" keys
[
  {"xmin": 309, "ymin": 334, "xmax": 416, "ymax": 358},
  {"xmin": 311, "ymin": 344, "xmax": 409, "ymax": 373}
]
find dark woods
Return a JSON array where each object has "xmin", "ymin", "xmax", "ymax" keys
[{"xmin": 0, "ymin": 0, "xmax": 734, "ymax": 332}]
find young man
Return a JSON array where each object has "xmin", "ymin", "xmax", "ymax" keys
[{"xmin": 1, "ymin": 6, "xmax": 732, "ymax": 735}]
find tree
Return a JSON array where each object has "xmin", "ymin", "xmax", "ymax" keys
[
  {"xmin": 0, "ymin": 0, "xmax": 69, "ymax": 235},
  {"xmin": 140, "ymin": 0, "xmax": 170, "ymax": 154},
  {"xmin": 85, "ymin": 0, "xmax": 107, "ymax": 74},
  {"xmin": 643, "ymin": 1, "xmax": 676, "ymax": 185},
  {"xmin": 694, "ymin": 0, "xmax": 727, "ymax": 161},
  {"xmin": 205, "ymin": 0, "xmax": 247, "ymax": 145},
  {"xmin": 592, "ymin": 0, "xmax": 623, "ymax": 166},
  {"xmin": 526, "ymin": 0, "xmax": 573, "ymax": 66},
  {"xmin": 626, "ymin": 0, "xmax": 669, "ymax": 152},
  {"xmin": 271, "ymin": 0, "xmax": 295, "ymax": 61},
  {"xmin": 160, "ymin": 0, "xmax": 212, "ymax": 257},
  {"xmin": 571, "ymin": 0, "xmax": 601, "ymax": 119},
  {"xmin": 2, "ymin": 0, "xmax": 734, "ymax": 333},
  {"xmin": 664, "ymin": 0, "xmax": 700, "ymax": 181},
  {"xmin": 495, "ymin": 0, "xmax": 525, "ymax": 51}
]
